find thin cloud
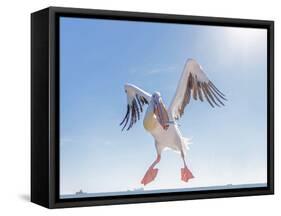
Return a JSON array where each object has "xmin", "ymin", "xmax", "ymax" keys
[
  {"xmin": 146, "ymin": 65, "xmax": 178, "ymax": 75},
  {"xmin": 129, "ymin": 65, "xmax": 179, "ymax": 76}
]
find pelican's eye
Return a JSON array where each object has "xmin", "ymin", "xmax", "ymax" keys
[{"xmin": 125, "ymin": 89, "xmax": 127, "ymax": 93}]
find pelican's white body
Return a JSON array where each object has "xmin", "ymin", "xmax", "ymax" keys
[{"xmin": 143, "ymin": 101, "xmax": 189, "ymax": 155}]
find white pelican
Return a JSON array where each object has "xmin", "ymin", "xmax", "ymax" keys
[{"xmin": 120, "ymin": 59, "xmax": 226, "ymax": 185}]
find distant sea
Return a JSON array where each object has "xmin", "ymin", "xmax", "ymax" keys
[{"xmin": 60, "ymin": 183, "xmax": 267, "ymax": 199}]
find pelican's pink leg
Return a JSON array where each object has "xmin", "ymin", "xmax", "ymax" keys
[
  {"xmin": 141, "ymin": 154, "xmax": 161, "ymax": 186},
  {"xmin": 180, "ymin": 151, "xmax": 194, "ymax": 182}
]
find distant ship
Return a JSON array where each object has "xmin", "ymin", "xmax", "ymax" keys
[{"xmin": 75, "ymin": 189, "xmax": 87, "ymax": 195}]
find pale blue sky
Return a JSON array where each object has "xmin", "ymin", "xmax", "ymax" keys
[{"xmin": 59, "ymin": 17, "xmax": 267, "ymax": 196}]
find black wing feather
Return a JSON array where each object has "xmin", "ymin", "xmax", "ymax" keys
[{"xmin": 120, "ymin": 94, "xmax": 149, "ymax": 131}]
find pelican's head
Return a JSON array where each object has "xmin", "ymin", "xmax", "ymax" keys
[
  {"xmin": 152, "ymin": 91, "xmax": 161, "ymax": 99},
  {"xmin": 152, "ymin": 92, "xmax": 169, "ymax": 130}
]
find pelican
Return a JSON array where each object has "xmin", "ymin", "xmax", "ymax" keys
[{"xmin": 120, "ymin": 59, "xmax": 227, "ymax": 185}]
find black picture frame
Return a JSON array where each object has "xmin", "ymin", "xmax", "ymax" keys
[{"xmin": 31, "ymin": 6, "xmax": 274, "ymax": 209}]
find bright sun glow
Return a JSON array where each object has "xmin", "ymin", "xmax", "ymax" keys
[{"xmin": 224, "ymin": 27, "xmax": 267, "ymax": 50}]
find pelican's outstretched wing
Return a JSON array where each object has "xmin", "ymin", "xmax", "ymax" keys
[
  {"xmin": 120, "ymin": 83, "xmax": 151, "ymax": 131},
  {"xmin": 168, "ymin": 59, "xmax": 227, "ymax": 120}
]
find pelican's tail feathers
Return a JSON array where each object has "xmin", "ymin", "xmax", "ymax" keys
[{"xmin": 182, "ymin": 136, "xmax": 192, "ymax": 155}]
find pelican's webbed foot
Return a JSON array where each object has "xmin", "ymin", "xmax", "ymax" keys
[
  {"xmin": 141, "ymin": 168, "xmax": 158, "ymax": 185},
  {"xmin": 181, "ymin": 167, "xmax": 194, "ymax": 182}
]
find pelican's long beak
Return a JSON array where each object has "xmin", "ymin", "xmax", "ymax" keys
[{"xmin": 154, "ymin": 98, "xmax": 169, "ymax": 130}]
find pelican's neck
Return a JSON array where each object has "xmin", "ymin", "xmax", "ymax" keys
[{"xmin": 143, "ymin": 103, "xmax": 157, "ymax": 132}]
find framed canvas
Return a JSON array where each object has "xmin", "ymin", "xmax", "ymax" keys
[{"xmin": 31, "ymin": 6, "xmax": 274, "ymax": 208}]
